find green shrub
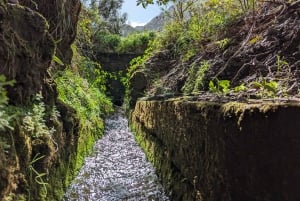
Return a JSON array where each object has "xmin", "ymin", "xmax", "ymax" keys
[
  {"xmin": 148, "ymin": 0, "xmax": 242, "ymax": 59},
  {"xmin": 117, "ymin": 31, "xmax": 156, "ymax": 54},
  {"xmin": 94, "ymin": 32, "xmax": 121, "ymax": 53},
  {"xmin": 94, "ymin": 31, "xmax": 156, "ymax": 54},
  {"xmin": 78, "ymin": 56, "xmax": 109, "ymax": 92},
  {"xmin": 182, "ymin": 60, "xmax": 211, "ymax": 94},
  {"xmin": 22, "ymin": 94, "xmax": 55, "ymax": 138},
  {"xmin": 55, "ymin": 69, "xmax": 113, "ymax": 135}
]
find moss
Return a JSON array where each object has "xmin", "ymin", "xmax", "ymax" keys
[
  {"xmin": 131, "ymin": 99, "xmax": 300, "ymax": 201},
  {"xmin": 0, "ymin": 101, "xmax": 106, "ymax": 200},
  {"xmin": 130, "ymin": 117, "xmax": 195, "ymax": 201},
  {"xmin": 220, "ymin": 101, "xmax": 287, "ymax": 129}
]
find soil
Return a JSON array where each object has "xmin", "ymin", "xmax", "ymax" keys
[{"xmin": 136, "ymin": 1, "xmax": 300, "ymax": 103}]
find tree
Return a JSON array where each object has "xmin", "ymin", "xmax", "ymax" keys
[
  {"xmin": 169, "ymin": 0, "xmax": 197, "ymax": 22},
  {"xmin": 98, "ymin": 0, "xmax": 127, "ymax": 34},
  {"xmin": 136, "ymin": 0, "xmax": 173, "ymax": 8},
  {"xmin": 137, "ymin": 0, "xmax": 197, "ymax": 23}
]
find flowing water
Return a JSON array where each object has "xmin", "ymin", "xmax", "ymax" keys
[{"xmin": 64, "ymin": 110, "xmax": 169, "ymax": 201}]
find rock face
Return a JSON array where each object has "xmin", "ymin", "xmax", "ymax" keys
[
  {"xmin": 19, "ymin": 0, "xmax": 81, "ymax": 65},
  {"xmin": 0, "ymin": 1, "xmax": 94, "ymax": 200},
  {"xmin": 131, "ymin": 99, "xmax": 300, "ymax": 201},
  {"xmin": 0, "ymin": 0, "xmax": 81, "ymax": 105},
  {"xmin": 0, "ymin": 2, "xmax": 55, "ymax": 105}
]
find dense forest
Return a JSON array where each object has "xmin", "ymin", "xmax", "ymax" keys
[{"xmin": 0, "ymin": 0, "xmax": 299, "ymax": 200}]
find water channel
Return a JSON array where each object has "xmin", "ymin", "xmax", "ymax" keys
[{"xmin": 64, "ymin": 110, "xmax": 169, "ymax": 201}]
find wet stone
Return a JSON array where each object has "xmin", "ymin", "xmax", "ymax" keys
[{"xmin": 64, "ymin": 110, "xmax": 169, "ymax": 201}]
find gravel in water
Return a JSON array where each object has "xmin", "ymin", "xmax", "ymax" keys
[{"xmin": 64, "ymin": 110, "xmax": 169, "ymax": 201}]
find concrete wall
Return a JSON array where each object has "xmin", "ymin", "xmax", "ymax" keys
[{"xmin": 131, "ymin": 99, "xmax": 300, "ymax": 201}]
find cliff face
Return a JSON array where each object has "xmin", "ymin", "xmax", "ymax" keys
[
  {"xmin": 131, "ymin": 99, "xmax": 300, "ymax": 201},
  {"xmin": 0, "ymin": 0, "xmax": 81, "ymax": 105},
  {"xmin": 0, "ymin": 2, "xmax": 55, "ymax": 105},
  {"xmin": 19, "ymin": 0, "xmax": 81, "ymax": 65},
  {"xmin": 0, "ymin": 1, "xmax": 93, "ymax": 200}
]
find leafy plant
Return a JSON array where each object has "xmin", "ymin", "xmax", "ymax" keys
[
  {"xmin": 234, "ymin": 83, "xmax": 247, "ymax": 92},
  {"xmin": 193, "ymin": 61, "xmax": 211, "ymax": 92},
  {"xmin": 55, "ymin": 68, "xmax": 113, "ymax": 135},
  {"xmin": 52, "ymin": 55, "xmax": 64, "ymax": 66},
  {"xmin": 98, "ymin": 0, "xmax": 128, "ymax": 34},
  {"xmin": 49, "ymin": 105, "xmax": 60, "ymax": 123},
  {"xmin": 276, "ymin": 55, "xmax": 289, "ymax": 72},
  {"xmin": 137, "ymin": 0, "xmax": 171, "ymax": 8},
  {"xmin": 94, "ymin": 32, "xmax": 121, "ymax": 53},
  {"xmin": 117, "ymin": 31, "xmax": 156, "ymax": 54},
  {"xmin": 249, "ymin": 79, "xmax": 279, "ymax": 97},
  {"xmin": 146, "ymin": 0, "xmax": 242, "ymax": 60},
  {"xmin": 22, "ymin": 94, "xmax": 55, "ymax": 138},
  {"xmin": 0, "ymin": 75, "xmax": 14, "ymax": 131},
  {"xmin": 215, "ymin": 38, "xmax": 230, "ymax": 49},
  {"xmin": 182, "ymin": 60, "xmax": 211, "ymax": 94},
  {"xmin": 209, "ymin": 79, "xmax": 231, "ymax": 94},
  {"xmin": 263, "ymin": 80, "xmax": 278, "ymax": 94},
  {"xmin": 28, "ymin": 153, "xmax": 48, "ymax": 200},
  {"xmin": 79, "ymin": 57, "xmax": 109, "ymax": 92}
]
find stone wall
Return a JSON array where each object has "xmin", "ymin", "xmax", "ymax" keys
[{"xmin": 131, "ymin": 99, "xmax": 300, "ymax": 201}]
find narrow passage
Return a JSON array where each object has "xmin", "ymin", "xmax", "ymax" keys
[{"xmin": 64, "ymin": 109, "xmax": 169, "ymax": 201}]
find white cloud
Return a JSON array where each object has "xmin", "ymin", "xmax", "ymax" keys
[{"xmin": 129, "ymin": 21, "xmax": 147, "ymax": 27}]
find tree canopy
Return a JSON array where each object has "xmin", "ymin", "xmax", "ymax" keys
[
  {"xmin": 98, "ymin": 0, "xmax": 127, "ymax": 34},
  {"xmin": 136, "ymin": 0, "xmax": 173, "ymax": 8}
]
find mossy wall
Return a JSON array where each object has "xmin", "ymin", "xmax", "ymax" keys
[
  {"xmin": 131, "ymin": 99, "xmax": 300, "ymax": 201},
  {"xmin": 0, "ymin": 1, "xmax": 98, "ymax": 200},
  {"xmin": 0, "ymin": 101, "xmax": 100, "ymax": 201}
]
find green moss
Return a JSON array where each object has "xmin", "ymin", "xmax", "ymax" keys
[
  {"xmin": 45, "ymin": 123, "xmax": 104, "ymax": 201},
  {"xmin": 130, "ymin": 119, "xmax": 195, "ymax": 201}
]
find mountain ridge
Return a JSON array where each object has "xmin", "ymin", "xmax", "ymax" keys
[{"xmin": 122, "ymin": 8, "xmax": 168, "ymax": 35}]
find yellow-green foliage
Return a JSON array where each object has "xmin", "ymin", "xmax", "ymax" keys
[
  {"xmin": 94, "ymin": 31, "xmax": 156, "ymax": 54},
  {"xmin": 55, "ymin": 69, "xmax": 113, "ymax": 135},
  {"xmin": 149, "ymin": 0, "xmax": 242, "ymax": 58},
  {"xmin": 76, "ymin": 5, "xmax": 103, "ymax": 52},
  {"xmin": 123, "ymin": 45, "xmax": 154, "ymax": 87},
  {"xmin": 209, "ymin": 79, "xmax": 231, "ymax": 94},
  {"xmin": 117, "ymin": 31, "xmax": 156, "ymax": 54},
  {"xmin": 124, "ymin": 0, "xmax": 247, "ymax": 100},
  {"xmin": 182, "ymin": 60, "xmax": 211, "ymax": 94}
]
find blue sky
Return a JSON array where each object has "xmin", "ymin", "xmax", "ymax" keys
[
  {"xmin": 83, "ymin": 0, "xmax": 164, "ymax": 27},
  {"xmin": 121, "ymin": 1, "xmax": 163, "ymax": 27}
]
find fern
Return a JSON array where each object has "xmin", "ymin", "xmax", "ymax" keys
[{"xmin": 0, "ymin": 75, "xmax": 14, "ymax": 131}]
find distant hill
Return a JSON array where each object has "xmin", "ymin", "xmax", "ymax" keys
[{"xmin": 121, "ymin": 9, "xmax": 169, "ymax": 36}]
